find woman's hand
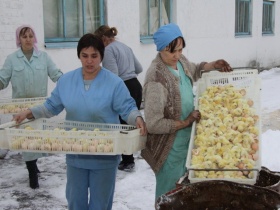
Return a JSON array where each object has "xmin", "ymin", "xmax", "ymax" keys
[
  {"xmin": 136, "ymin": 116, "xmax": 147, "ymax": 136},
  {"xmin": 203, "ymin": 59, "xmax": 232, "ymax": 72},
  {"xmin": 175, "ymin": 110, "xmax": 201, "ymax": 131},
  {"xmin": 185, "ymin": 110, "xmax": 201, "ymax": 126},
  {"xmin": 213, "ymin": 59, "xmax": 232, "ymax": 72},
  {"xmin": 13, "ymin": 109, "xmax": 34, "ymax": 124}
]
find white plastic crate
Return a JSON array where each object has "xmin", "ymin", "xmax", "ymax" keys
[
  {"xmin": 0, "ymin": 134, "xmax": 8, "ymax": 149},
  {"xmin": 0, "ymin": 97, "xmax": 46, "ymax": 114},
  {"xmin": 3, "ymin": 118, "xmax": 146, "ymax": 155},
  {"xmin": 0, "ymin": 117, "xmax": 17, "ymax": 149},
  {"xmin": 201, "ymin": 68, "xmax": 259, "ymax": 78},
  {"xmin": 186, "ymin": 69, "xmax": 262, "ymax": 185}
]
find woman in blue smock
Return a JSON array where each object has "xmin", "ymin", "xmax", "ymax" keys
[
  {"xmin": 13, "ymin": 34, "xmax": 147, "ymax": 210},
  {"xmin": 0, "ymin": 24, "xmax": 63, "ymax": 189},
  {"xmin": 141, "ymin": 23, "xmax": 232, "ymax": 201}
]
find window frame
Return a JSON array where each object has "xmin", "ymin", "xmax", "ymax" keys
[
  {"xmin": 235, "ymin": 0, "xmax": 252, "ymax": 37},
  {"xmin": 140, "ymin": 0, "xmax": 173, "ymax": 44},
  {"xmin": 262, "ymin": 0, "xmax": 275, "ymax": 35},
  {"xmin": 44, "ymin": 0, "xmax": 105, "ymax": 48}
]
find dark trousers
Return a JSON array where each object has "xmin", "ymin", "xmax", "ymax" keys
[{"xmin": 119, "ymin": 78, "xmax": 142, "ymax": 163}]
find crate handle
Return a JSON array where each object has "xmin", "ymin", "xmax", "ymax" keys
[
  {"xmin": 200, "ymin": 66, "xmax": 258, "ymax": 77},
  {"xmin": 119, "ymin": 127, "xmax": 138, "ymax": 134},
  {"xmin": 0, "ymin": 119, "xmax": 35, "ymax": 130}
]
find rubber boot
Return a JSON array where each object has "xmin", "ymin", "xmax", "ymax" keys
[
  {"xmin": 0, "ymin": 149, "xmax": 8, "ymax": 159},
  {"xmin": 35, "ymin": 161, "xmax": 41, "ymax": 174},
  {"xmin": 26, "ymin": 160, "xmax": 39, "ymax": 189},
  {"xmin": 118, "ymin": 154, "xmax": 135, "ymax": 171}
]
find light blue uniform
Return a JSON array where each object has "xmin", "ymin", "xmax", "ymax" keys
[
  {"xmin": 31, "ymin": 67, "xmax": 141, "ymax": 210},
  {"xmin": 0, "ymin": 49, "xmax": 63, "ymax": 161},
  {"xmin": 155, "ymin": 62, "xmax": 194, "ymax": 199},
  {"xmin": 0, "ymin": 49, "xmax": 62, "ymax": 98}
]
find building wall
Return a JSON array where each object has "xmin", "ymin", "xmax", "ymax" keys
[
  {"xmin": 1, "ymin": 0, "xmax": 280, "ymax": 99},
  {"xmin": 177, "ymin": 0, "xmax": 280, "ymax": 69}
]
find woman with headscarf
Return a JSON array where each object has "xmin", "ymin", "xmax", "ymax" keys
[
  {"xmin": 0, "ymin": 24, "xmax": 63, "ymax": 189},
  {"xmin": 141, "ymin": 23, "xmax": 232, "ymax": 201}
]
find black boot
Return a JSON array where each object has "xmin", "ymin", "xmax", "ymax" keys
[
  {"xmin": 28, "ymin": 159, "xmax": 41, "ymax": 174},
  {"xmin": 118, "ymin": 154, "xmax": 135, "ymax": 171},
  {"xmin": 36, "ymin": 166, "xmax": 41, "ymax": 174},
  {"xmin": 26, "ymin": 160, "xmax": 39, "ymax": 189}
]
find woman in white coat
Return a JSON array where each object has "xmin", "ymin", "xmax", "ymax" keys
[{"xmin": 0, "ymin": 24, "xmax": 63, "ymax": 189}]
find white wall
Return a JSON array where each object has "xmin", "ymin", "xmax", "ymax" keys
[
  {"xmin": 105, "ymin": 0, "xmax": 158, "ymax": 84},
  {"xmin": 1, "ymin": 0, "xmax": 280, "ymax": 97},
  {"xmin": 176, "ymin": 0, "xmax": 280, "ymax": 69}
]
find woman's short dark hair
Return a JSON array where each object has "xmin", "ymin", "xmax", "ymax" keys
[
  {"xmin": 167, "ymin": 37, "xmax": 186, "ymax": 53},
  {"xmin": 77, "ymin": 34, "xmax": 105, "ymax": 60}
]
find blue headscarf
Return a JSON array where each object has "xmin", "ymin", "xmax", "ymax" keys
[{"xmin": 153, "ymin": 23, "xmax": 183, "ymax": 51}]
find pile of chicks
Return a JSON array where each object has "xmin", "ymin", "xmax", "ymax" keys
[
  {"xmin": 0, "ymin": 101, "xmax": 45, "ymax": 114},
  {"xmin": 9, "ymin": 126, "xmax": 114, "ymax": 154},
  {"xmin": 191, "ymin": 84, "xmax": 259, "ymax": 179}
]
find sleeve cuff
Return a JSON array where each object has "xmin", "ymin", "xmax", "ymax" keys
[
  {"xmin": 30, "ymin": 104, "xmax": 55, "ymax": 119},
  {"xmin": 127, "ymin": 110, "xmax": 142, "ymax": 126}
]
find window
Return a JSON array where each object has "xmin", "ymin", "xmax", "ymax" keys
[
  {"xmin": 43, "ymin": 0, "xmax": 105, "ymax": 48},
  {"xmin": 140, "ymin": 0, "xmax": 173, "ymax": 43},
  {"xmin": 262, "ymin": 1, "xmax": 274, "ymax": 35},
  {"xmin": 235, "ymin": 0, "xmax": 251, "ymax": 36}
]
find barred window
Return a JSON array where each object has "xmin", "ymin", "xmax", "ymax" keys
[
  {"xmin": 235, "ymin": 0, "xmax": 251, "ymax": 36},
  {"xmin": 43, "ymin": 0, "xmax": 105, "ymax": 48},
  {"xmin": 262, "ymin": 1, "xmax": 274, "ymax": 35},
  {"xmin": 140, "ymin": 0, "xmax": 173, "ymax": 43}
]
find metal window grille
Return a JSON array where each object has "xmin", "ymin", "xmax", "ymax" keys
[
  {"xmin": 262, "ymin": 1, "xmax": 274, "ymax": 35},
  {"xmin": 140, "ymin": 0, "xmax": 173, "ymax": 43},
  {"xmin": 235, "ymin": 0, "xmax": 251, "ymax": 36},
  {"xmin": 43, "ymin": 0, "xmax": 104, "ymax": 45}
]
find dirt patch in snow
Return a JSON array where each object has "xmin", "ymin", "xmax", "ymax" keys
[{"xmin": 262, "ymin": 109, "xmax": 280, "ymax": 132}]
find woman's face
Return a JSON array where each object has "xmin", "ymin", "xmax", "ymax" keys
[
  {"xmin": 159, "ymin": 38, "xmax": 184, "ymax": 69},
  {"xmin": 79, "ymin": 46, "xmax": 102, "ymax": 78},
  {"xmin": 20, "ymin": 29, "xmax": 35, "ymax": 51}
]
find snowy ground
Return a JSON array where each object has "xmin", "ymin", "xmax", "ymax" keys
[
  {"xmin": 1, "ymin": 68, "xmax": 280, "ymax": 210},
  {"xmin": 0, "ymin": 152, "xmax": 155, "ymax": 210}
]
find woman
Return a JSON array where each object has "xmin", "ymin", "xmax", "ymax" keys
[
  {"xmin": 141, "ymin": 23, "xmax": 232, "ymax": 200},
  {"xmin": 0, "ymin": 24, "xmax": 63, "ymax": 189},
  {"xmin": 13, "ymin": 34, "xmax": 147, "ymax": 210},
  {"xmin": 94, "ymin": 25, "xmax": 143, "ymax": 171}
]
